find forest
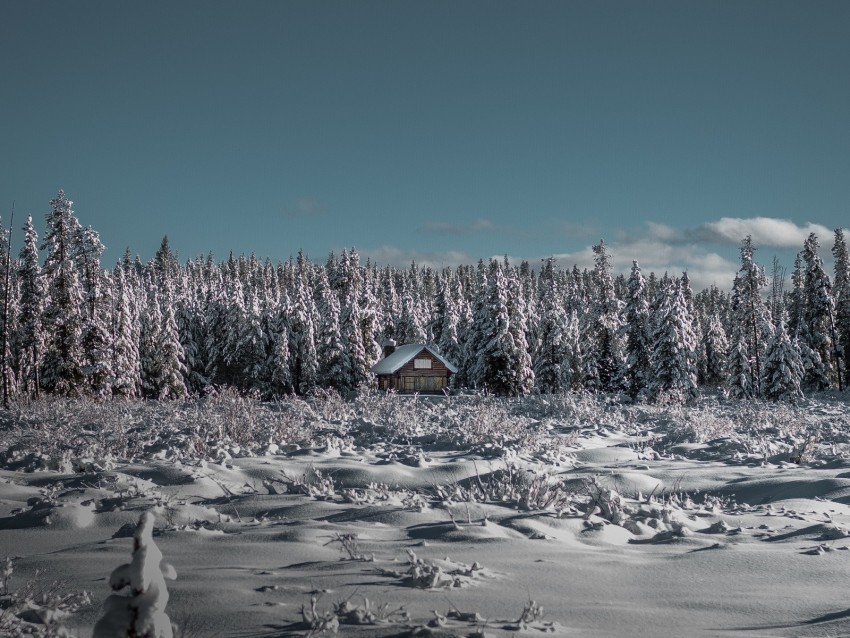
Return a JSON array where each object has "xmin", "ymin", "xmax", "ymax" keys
[{"xmin": 2, "ymin": 190, "xmax": 848, "ymax": 406}]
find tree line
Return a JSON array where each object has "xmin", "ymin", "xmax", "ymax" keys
[{"xmin": 2, "ymin": 190, "xmax": 848, "ymax": 405}]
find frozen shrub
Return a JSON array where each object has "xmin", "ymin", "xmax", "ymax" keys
[
  {"xmin": 93, "ymin": 512, "xmax": 177, "ymax": 638},
  {"xmin": 0, "ymin": 556, "xmax": 90, "ymax": 637}
]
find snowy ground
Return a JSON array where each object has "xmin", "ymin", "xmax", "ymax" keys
[{"xmin": 3, "ymin": 392, "xmax": 850, "ymax": 637}]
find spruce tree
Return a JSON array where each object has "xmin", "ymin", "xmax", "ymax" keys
[
  {"xmin": 290, "ymin": 270, "xmax": 319, "ymax": 394},
  {"xmin": 533, "ymin": 267, "xmax": 571, "ymax": 394},
  {"xmin": 395, "ymin": 291, "xmax": 426, "ymax": 345},
  {"xmin": 156, "ymin": 279, "xmax": 188, "ymax": 399},
  {"xmin": 589, "ymin": 241, "xmax": 624, "ymax": 390},
  {"xmin": 111, "ymin": 264, "xmax": 141, "ymax": 398},
  {"xmin": 699, "ymin": 311, "xmax": 728, "ymax": 387},
  {"xmin": 315, "ymin": 271, "xmax": 346, "ymax": 390},
  {"xmin": 761, "ymin": 314, "xmax": 804, "ymax": 402},
  {"xmin": 40, "ymin": 191, "xmax": 85, "ymax": 395},
  {"xmin": 621, "ymin": 261, "xmax": 652, "ymax": 399},
  {"xmin": 831, "ymin": 229, "xmax": 850, "ymax": 387},
  {"xmin": 648, "ymin": 278, "xmax": 698, "ymax": 404},
  {"xmin": 800, "ymin": 233, "xmax": 839, "ymax": 390},
  {"xmin": 507, "ymin": 268, "xmax": 534, "ymax": 395},
  {"xmin": 140, "ymin": 279, "xmax": 164, "ymax": 398},
  {"xmin": 75, "ymin": 225, "xmax": 113, "ymax": 397},
  {"xmin": 265, "ymin": 301, "xmax": 294, "ymax": 397},
  {"xmin": 725, "ymin": 236, "xmax": 771, "ymax": 397},
  {"xmin": 16, "ymin": 216, "xmax": 44, "ymax": 398},
  {"xmin": 472, "ymin": 261, "xmax": 532, "ymax": 396}
]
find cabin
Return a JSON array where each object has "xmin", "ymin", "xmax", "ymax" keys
[{"xmin": 371, "ymin": 342, "xmax": 458, "ymax": 393}]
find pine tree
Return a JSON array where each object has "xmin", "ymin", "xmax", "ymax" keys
[
  {"xmin": 831, "ymin": 229, "xmax": 850, "ymax": 387},
  {"xmin": 16, "ymin": 216, "xmax": 44, "ymax": 398},
  {"xmin": 699, "ymin": 310, "xmax": 728, "ymax": 387},
  {"xmin": 472, "ymin": 261, "xmax": 532, "ymax": 396},
  {"xmin": 176, "ymin": 268, "xmax": 207, "ymax": 394},
  {"xmin": 533, "ymin": 267, "xmax": 571, "ymax": 394},
  {"xmin": 290, "ymin": 270, "xmax": 319, "ymax": 394},
  {"xmin": 761, "ymin": 315, "xmax": 804, "ymax": 402},
  {"xmin": 648, "ymin": 278, "xmax": 698, "ymax": 404},
  {"xmin": 156, "ymin": 279, "xmax": 188, "ymax": 399},
  {"xmin": 621, "ymin": 261, "xmax": 651, "ymax": 399},
  {"xmin": 139, "ymin": 279, "xmax": 164, "ymax": 398},
  {"xmin": 588, "ymin": 241, "xmax": 624, "ymax": 390},
  {"xmin": 234, "ymin": 287, "xmax": 266, "ymax": 393},
  {"xmin": 507, "ymin": 268, "xmax": 534, "ymax": 395},
  {"xmin": 358, "ymin": 269, "xmax": 382, "ymax": 370},
  {"xmin": 315, "ymin": 271, "xmax": 346, "ymax": 390},
  {"xmin": 564, "ymin": 309, "xmax": 584, "ymax": 391},
  {"xmin": 395, "ymin": 291, "xmax": 426, "ymax": 345},
  {"xmin": 800, "ymin": 233, "xmax": 840, "ymax": 390},
  {"xmin": 726, "ymin": 319, "xmax": 754, "ymax": 399},
  {"xmin": 40, "ymin": 191, "xmax": 85, "ymax": 396},
  {"xmin": 338, "ymin": 250, "xmax": 370, "ymax": 389},
  {"xmin": 111, "ymin": 264, "xmax": 141, "ymax": 398},
  {"xmin": 725, "ymin": 237, "xmax": 771, "ymax": 397},
  {"xmin": 265, "ymin": 301, "xmax": 294, "ymax": 397},
  {"xmin": 435, "ymin": 275, "xmax": 463, "ymax": 376},
  {"xmin": 75, "ymin": 225, "xmax": 114, "ymax": 397}
]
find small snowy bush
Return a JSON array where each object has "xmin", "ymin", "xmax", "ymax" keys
[
  {"xmin": 93, "ymin": 512, "xmax": 177, "ymax": 638},
  {"xmin": 0, "ymin": 556, "xmax": 90, "ymax": 637}
]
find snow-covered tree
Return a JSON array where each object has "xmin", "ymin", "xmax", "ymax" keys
[
  {"xmin": 111, "ymin": 264, "xmax": 141, "ymax": 398},
  {"xmin": 648, "ymin": 278, "xmax": 698, "ymax": 404},
  {"xmin": 533, "ymin": 267, "xmax": 572, "ymax": 394},
  {"xmin": 156, "ymin": 280, "xmax": 188, "ymax": 399},
  {"xmin": 725, "ymin": 237, "xmax": 771, "ymax": 398},
  {"xmin": 506, "ymin": 267, "xmax": 534, "ymax": 395},
  {"xmin": 761, "ymin": 315, "xmax": 804, "ymax": 402},
  {"xmin": 265, "ymin": 302, "xmax": 294, "ymax": 397},
  {"xmin": 16, "ymin": 216, "xmax": 44, "ymax": 398},
  {"xmin": 831, "ymin": 228, "xmax": 850, "ymax": 388},
  {"xmin": 395, "ymin": 291, "xmax": 426, "ymax": 345},
  {"xmin": 75, "ymin": 225, "xmax": 114, "ymax": 397},
  {"xmin": 587, "ymin": 241, "xmax": 624, "ymax": 391},
  {"xmin": 799, "ymin": 233, "xmax": 839, "ymax": 390},
  {"xmin": 620, "ymin": 261, "xmax": 652, "ymax": 399},
  {"xmin": 290, "ymin": 270, "xmax": 319, "ymax": 394},
  {"xmin": 40, "ymin": 191, "xmax": 85, "ymax": 396},
  {"xmin": 699, "ymin": 310, "xmax": 728, "ymax": 387},
  {"xmin": 472, "ymin": 261, "xmax": 532, "ymax": 396},
  {"xmin": 434, "ymin": 275, "xmax": 462, "ymax": 368},
  {"xmin": 93, "ymin": 512, "xmax": 177, "ymax": 638},
  {"xmin": 315, "ymin": 271, "xmax": 346, "ymax": 390}
]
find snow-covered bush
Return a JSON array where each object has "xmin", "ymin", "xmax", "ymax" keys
[
  {"xmin": 0, "ymin": 556, "xmax": 90, "ymax": 637},
  {"xmin": 0, "ymin": 395, "xmax": 314, "ymax": 467},
  {"xmin": 93, "ymin": 512, "xmax": 177, "ymax": 638}
]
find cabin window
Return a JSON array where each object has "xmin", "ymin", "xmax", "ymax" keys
[
  {"xmin": 414, "ymin": 358, "xmax": 432, "ymax": 369},
  {"xmin": 402, "ymin": 376, "xmax": 416, "ymax": 391}
]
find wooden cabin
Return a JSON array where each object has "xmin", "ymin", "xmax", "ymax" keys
[{"xmin": 371, "ymin": 343, "xmax": 458, "ymax": 393}]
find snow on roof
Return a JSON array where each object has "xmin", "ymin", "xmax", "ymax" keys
[{"xmin": 371, "ymin": 343, "xmax": 459, "ymax": 375}]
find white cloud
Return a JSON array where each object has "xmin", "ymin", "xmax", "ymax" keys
[
  {"xmin": 363, "ymin": 217, "xmax": 843, "ymax": 292},
  {"xmin": 552, "ymin": 237, "xmax": 737, "ymax": 292},
  {"xmin": 360, "ymin": 245, "xmax": 477, "ymax": 270},
  {"xmin": 694, "ymin": 217, "xmax": 834, "ymax": 247}
]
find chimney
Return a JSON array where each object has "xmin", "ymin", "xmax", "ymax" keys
[{"xmin": 382, "ymin": 339, "xmax": 397, "ymax": 359}]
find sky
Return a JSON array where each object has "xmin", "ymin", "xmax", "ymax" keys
[{"xmin": 1, "ymin": 0, "xmax": 849, "ymax": 291}]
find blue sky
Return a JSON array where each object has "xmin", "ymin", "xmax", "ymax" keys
[{"xmin": 1, "ymin": 1, "xmax": 848, "ymax": 290}]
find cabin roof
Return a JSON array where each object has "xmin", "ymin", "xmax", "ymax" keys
[{"xmin": 371, "ymin": 343, "xmax": 459, "ymax": 375}]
